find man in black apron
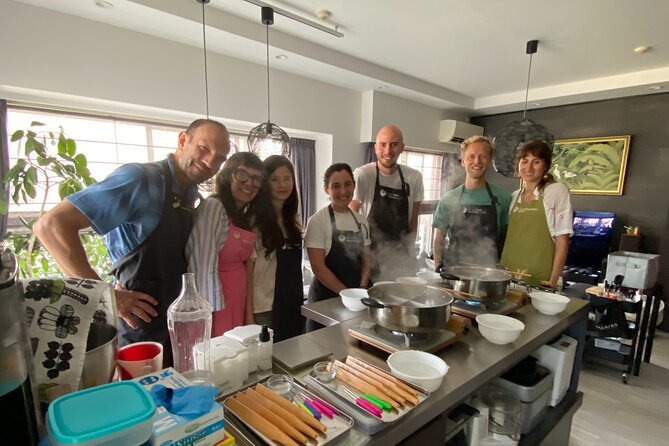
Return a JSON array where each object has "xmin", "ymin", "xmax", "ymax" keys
[
  {"xmin": 432, "ymin": 136, "xmax": 511, "ymax": 270},
  {"xmin": 350, "ymin": 125, "xmax": 423, "ymax": 281},
  {"xmin": 34, "ymin": 119, "xmax": 230, "ymax": 367}
]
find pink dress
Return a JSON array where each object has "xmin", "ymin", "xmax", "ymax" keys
[{"xmin": 211, "ymin": 223, "xmax": 257, "ymax": 337}]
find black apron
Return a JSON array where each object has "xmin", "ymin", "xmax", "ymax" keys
[
  {"xmin": 271, "ymin": 240, "xmax": 305, "ymax": 342},
  {"xmin": 367, "ymin": 165, "xmax": 412, "ymax": 280},
  {"xmin": 111, "ymin": 160, "xmax": 194, "ymax": 367},
  {"xmin": 444, "ymin": 182, "xmax": 499, "ymax": 267},
  {"xmin": 308, "ymin": 206, "xmax": 365, "ymax": 302}
]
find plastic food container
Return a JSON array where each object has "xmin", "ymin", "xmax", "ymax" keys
[
  {"xmin": 47, "ymin": 381, "xmax": 155, "ymax": 446},
  {"xmin": 200, "ymin": 335, "xmax": 250, "ymax": 393},
  {"xmin": 224, "ymin": 324, "xmax": 273, "ymax": 373}
]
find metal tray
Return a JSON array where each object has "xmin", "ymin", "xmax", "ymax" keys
[
  {"xmin": 305, "ymin": 358, "xmax": 429, "ymax": 435},
  {"xmin": 223, "ymin": 378, "xmax": 354, "ymax": 446}
]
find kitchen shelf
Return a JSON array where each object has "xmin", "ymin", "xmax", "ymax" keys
[{"xmin": 519, "ymin": 390, "xmax": 583, "ymax": 446}]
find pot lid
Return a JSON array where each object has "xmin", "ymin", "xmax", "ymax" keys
[{"xmin": 368, "ymin": 283, "xmax": 454, "ymax": 308}]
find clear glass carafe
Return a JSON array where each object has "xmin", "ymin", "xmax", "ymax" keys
[{"xmin": 167, "ymin": 273, "xmax": 213, "ymax": 385}]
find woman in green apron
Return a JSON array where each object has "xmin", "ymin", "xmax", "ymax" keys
[{"xmin": 500, "ymin": 140, "xmax": 573, "ymax": 288}]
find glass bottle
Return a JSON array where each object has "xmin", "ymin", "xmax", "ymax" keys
[{"xmin": 167, "ymin": 273, "xmax": 213, "ymax": 385}]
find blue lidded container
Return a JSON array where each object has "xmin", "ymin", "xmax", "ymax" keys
[{"xmin": 47, "ymin": 381, "xmax": 155, "ymax": 446}]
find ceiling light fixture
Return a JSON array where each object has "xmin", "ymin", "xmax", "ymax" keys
[
  {"xmin": 241, "ymin": 0, "xmax": 343, "ymax": 37},
  {"xmin": 649, "ymin": 85, "xmax": 662, "ymax": 91},
  {"xmin": 94, "ymin": 0, "xmax": 114, "ymax": 9},
  {"xmin": 493, "ymin": 40, "xmax": 554, "ymax": 178},
  {"xmin": 275, "ymin": 54, "xmax": 288, "ymax": 60},
  {"xmin": 247, "ymin": 7, "xmax": 290, "ymax": 157},
  {"xmin": 634, "ymin": 45, "xmax": 651, "ymax": 55},
  {"xmin": 377, "ymin": 85, "xmax": 389, "ymax": 90},
  {"xmin": 196, "ymin": 0, "xmax": 211, "ymax": 118}
]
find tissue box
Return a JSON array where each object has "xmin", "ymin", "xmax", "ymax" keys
[{"xmin": 135, "ymin": 368, "xmax": 226, "ymax": 446}]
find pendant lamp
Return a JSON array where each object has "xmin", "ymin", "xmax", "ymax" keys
[
  {"xmin": 493, "ymin": 40, "xmax": 554, "ymax": 177},
  {"xmin": 196, "ymin": 0, "xmax": 211, "ymax": 117},
  {"xmin": 247, "ymin": 7, "xmax": 290, "ymax": 157}
]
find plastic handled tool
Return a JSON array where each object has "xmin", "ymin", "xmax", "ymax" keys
[
  {"xmin": 302, "ymin": 399, "xmax": 322, "ymax": 420},
  {"xmin": 363, "ymin": 394, "xmax": 392, "ymax": 411},
  {"xmin": 340, "ymin": 387, "xmax": 382, "ymax": 418},
  {"xmin": 308, "ymin": 398, "xmax": 334, "ymax": 419},
  {"xmin": 314, "ymin": 397, "xmax": 340, "ymax": 416},
  {"xmin": 296, "ymin": 400, "xmax": 320, "ymax": 419}
]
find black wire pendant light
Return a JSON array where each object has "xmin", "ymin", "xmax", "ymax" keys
[
  {"xmin": 493, "ymin": 40, "xmax": 554, "ymax": 177},
  {"xmin": 196, "ymin": 0, "xmax": 211, "ymax": 118},
  {"xmin": 248, "ymin": 6, "xmax": 290, "ymax": 157}
]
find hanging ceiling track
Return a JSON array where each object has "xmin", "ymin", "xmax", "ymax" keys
[{"xmin": 240, "ymin": 0, "xmax": 343, "ymax": 37}]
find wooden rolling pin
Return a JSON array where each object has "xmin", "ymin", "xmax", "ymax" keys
[
  {"xmin": 334, "ymin": 360, "xmax": 407, "ymax": 406},
  {"xmin": 255, "ymin": 384, "xmax": 327, "ymax": 434},
  {"xmin": 347, "ymin": 356, "xmax": 419, "ymax": 398},
  {"xmin": 235, "ymin": 392, "xmax": 310, "ymax": 445},
  {"xmin": 227, "ymin": 398, "xmax": 299, "ymax": 446},
  {"xmin": 343, "ymin": 358, "xmax": 419, "ymax": 405},
  {"xmin": 245, "ymin": 388, "xmax": 319, "ymax": 440},
  {"xmin": 335, "ymin": 367, "xmax": 401, "ymax": 410}
]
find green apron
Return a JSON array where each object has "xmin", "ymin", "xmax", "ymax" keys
[{"xmin": 500, "ymin": 188, "xmax": 554, "ymax": 286}]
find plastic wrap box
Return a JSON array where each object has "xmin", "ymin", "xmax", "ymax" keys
[
  {"xmin": 605, "ymin": 251, "xmax": 659, "ymax": 290},
  {"xmin": 135, "ymin": 368, "xmax": 226, "ymax": 446}
]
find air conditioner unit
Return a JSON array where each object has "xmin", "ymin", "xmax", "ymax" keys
[{"xmin": 438, "ymin": 119, "xmax": 484, "ymax": 144}]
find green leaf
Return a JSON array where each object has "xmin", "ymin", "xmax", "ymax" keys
[
  {"xmin": 25, "ymin": 166, "xmax": 37, "ymax": 185},
  {"xmin": 30, "ymin": 121, "xmax": 45, "ymax": 127},
  {"xmin": 25, "ymin": 136, "xmax": 42, "ymax": 156},
  {"xmin": 41, "ymin": 257, "xmax": 49, "ymax": 272},
  {"xmin": 10, "ymin": 130, "xmax": 24, "ymax": 142},
  {"xmin": 73, "ymin": 153, "xmax": 87, "ymax": 167},
  {"xmin": 6, "ymin": 159, "xmax": 27, "ymax": 180},
  {"xmin": 66, "ymin": 138, "xmax": 76, "ymax": 156},
  {"xmin": 58, "ymin": 134, "xmax": 67, "ymax": 155},
  {"xmin": 24, "ymin": 181, "xmax": 36, "ymax": 199}
]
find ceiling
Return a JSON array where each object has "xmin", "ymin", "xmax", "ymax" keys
[{"xmin": 15, "ymin": 0, "xmax": 669, "ymax": 116}]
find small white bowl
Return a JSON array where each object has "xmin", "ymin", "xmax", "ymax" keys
[
  {"xmin": 416, "ymin": 271, "xmax": 441, "ymax": 283},
  {"xmin": 387, "ymin": 350, "xmax": 448, "ymax": 392},
  {"xmin": 397, "ymin": 276, "xmax": 427, "ymax": 285},
  {"xmin": 339, "ymin": 288, "xmax": 368, "ymax": 311},
  {"xmin": 476, "ymin": 314, "xmax": 525, "ymax": 345},
  {"xmin": 530, "ymin": 291, "xmax": 570, "ymax": 315}
]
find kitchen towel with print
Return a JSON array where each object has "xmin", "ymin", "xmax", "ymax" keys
[{"xmin": 21, "ymin": 277, "xmax": 116, "ymax": 411}]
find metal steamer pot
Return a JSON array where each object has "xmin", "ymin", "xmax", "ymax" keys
[
  {"xmin": 440, "ymin": 265, "xmax": 511, "ymax": 304},
  {"xmin": 362, "ymin": 282, "xmax": 455, "ymax": 333}
]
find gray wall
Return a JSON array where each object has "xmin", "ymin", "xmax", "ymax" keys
[{"xmin": 472, "ymin": 92, "xmax": 669, "ymax": 286}]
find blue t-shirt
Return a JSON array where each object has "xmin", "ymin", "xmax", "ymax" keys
[
  {"xmin": 432, "ymin": 183, "xmax": 512, "ymax": 234},
  {"xmin": 67, "ymin": 157, "xmax": 197, "ymax": 263}
]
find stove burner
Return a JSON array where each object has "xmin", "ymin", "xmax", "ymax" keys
[
  {"xmin": 464, "ymin": 300, "xmax": 481, "ymax": 306},
  {"xmin": 373, "ymin": 325, "xmax": 431, "ymax": 347}
]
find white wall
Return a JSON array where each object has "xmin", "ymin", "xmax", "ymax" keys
[{"xmin": 1, "ymin": 0, "xmax": 470, "ymax": 211}]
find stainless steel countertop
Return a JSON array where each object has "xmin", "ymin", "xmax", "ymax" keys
[{"xmin": 235, "ymin": 297, "xmax": 589, "ymax": 445}]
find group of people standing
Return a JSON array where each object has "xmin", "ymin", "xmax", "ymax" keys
[{"xmin": 33, "ymin": 118, "xmax": 572, "ymax": 367}]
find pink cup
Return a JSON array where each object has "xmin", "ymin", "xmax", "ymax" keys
[{"xmin": 117, "ymin": 341, "xmax": 163, "ymax": 380}]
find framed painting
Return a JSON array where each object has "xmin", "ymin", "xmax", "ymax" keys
[{"xmin": 552, "ymin": 135, "xmax": 631, "ymax": 195}]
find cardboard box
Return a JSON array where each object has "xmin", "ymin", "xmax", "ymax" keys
[{"xmin": 135, "ymin": 368, "xmax": 226, "ymax": 446}]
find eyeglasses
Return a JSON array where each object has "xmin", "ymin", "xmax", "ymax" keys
[{"xmin": 233, "ymin": 168, "xmax": 263, "ymax": 187}]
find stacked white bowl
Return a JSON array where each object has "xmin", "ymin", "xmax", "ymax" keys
[{"xmin": 339, "ymin": 288, "xmax": 368, "ymax": 311}]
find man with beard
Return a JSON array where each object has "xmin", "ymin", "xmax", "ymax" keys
[
  {"xmin": 34, "ymin": 119, "xmax": 231, "ymax": 366},
  {"xmin": 350, "ymin": 125, "xmax": 423, "ymax": 281},
  {"xmin": 432, "ymin": 136, "xmax": 511, "ymax": 270}
]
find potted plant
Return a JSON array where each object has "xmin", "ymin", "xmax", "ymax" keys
[{"xmin": 1, "ymin": 121, "xmax": 110, "ymax": 277}]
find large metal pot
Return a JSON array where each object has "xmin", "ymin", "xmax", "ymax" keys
[
  {"xmin": 440, "ymin": 265, "xmax": 511, "ymax": 304},
  {"xmin": 362, "ymin": 282, "xmax": 454, "ymax": 333},
  {"xmin": 80, "ymin": 322, "xmax": 118, "ymax": 389}
]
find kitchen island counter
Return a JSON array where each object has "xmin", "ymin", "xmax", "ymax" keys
[{"xmin": 229, "ymin": 297, "xmax": 589, "ymax": 445}]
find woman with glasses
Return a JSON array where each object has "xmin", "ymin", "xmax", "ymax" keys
[
  {"xmin": 187, "ymin": 152, "xmax": 267, "ymax": 336},
  {"xmin": 305, "ymin": 163, "xmax": 371, "ymax": 330},
  {"xmin": 252, "ymin": 155, "xmax": 305, "ymax": 341}
]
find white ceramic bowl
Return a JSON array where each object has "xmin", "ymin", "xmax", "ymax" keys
[
  {"xmin": 475, "ymin": 314, "xmax": 525, "ymax": 345},
  {"xmin": 397, "ymin": 276, "xmax": 428, "ymax": 285},
  {"xmin": 530, "ymin": 291, "xmax": 570, "ymax": 315},
  {"xmin": 340, "ymin": 288, "xmax": 368, "ymax": 311},
  {"xmin": 416, "ymin": 271, "xmax": 441, "ymax": 283},
  {"xmin": 387, "ymin": 350, "xmax": 449, "ymax": 392}
]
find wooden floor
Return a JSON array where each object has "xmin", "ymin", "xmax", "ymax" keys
[{"xmin": 570, "ymin": 329, "xmax": 669, "ymax": 445}]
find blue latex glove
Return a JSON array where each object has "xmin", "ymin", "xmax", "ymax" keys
[{"xmin": 150, "ymin": 384, "xmax": 218, "ymax": 418}]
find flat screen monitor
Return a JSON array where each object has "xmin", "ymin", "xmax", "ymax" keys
[{"xmin": 567, "ymin": 211, "xmax": 616, "ymax": 269}]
